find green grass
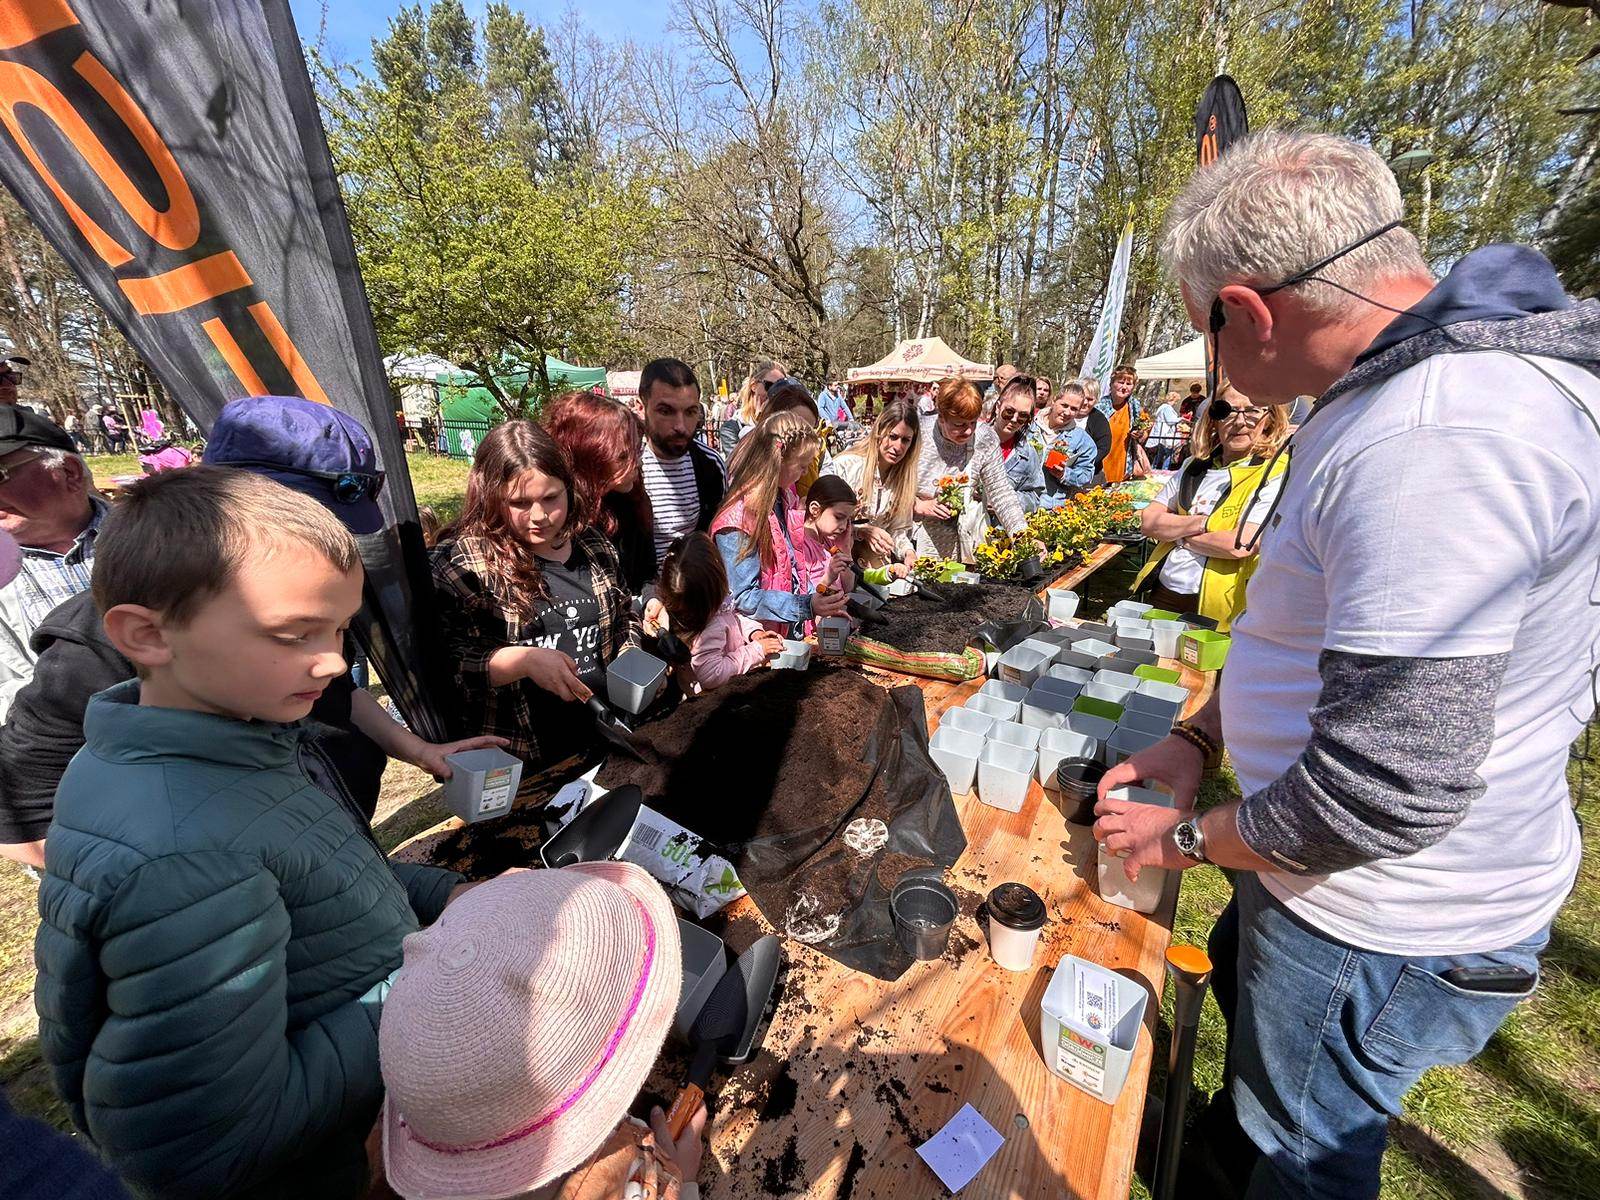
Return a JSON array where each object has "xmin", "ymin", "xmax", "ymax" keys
[{"xmin": 86, "ymin": 448, "xmax": 473, "ymax": 527}]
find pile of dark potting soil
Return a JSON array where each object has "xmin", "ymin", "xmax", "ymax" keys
[
  {"xmin": 594, "ymin": 664, "xmax": 896, "ymax": 848},
  {"xmin": 865, "ymin": 580, "xmax": 1039, "ymax": 654}
]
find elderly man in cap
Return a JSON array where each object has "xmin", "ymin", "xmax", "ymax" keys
[{"xmin": 0, "ymin": 408, "xmax": 105, "ymax": 717}]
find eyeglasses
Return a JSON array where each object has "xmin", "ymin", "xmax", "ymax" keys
[
  {"xmin": 0, "ymin": 449, "xmax": 43, "ymax": 485},
  {"xmin": 997, "ymin": 407, "xmax": 1032, "ymax": 423},
  {"xmin": 1210, "ymin": 398, "xmax": 1268, "ymax": 424},
  {"xmin": 225, "ymin": 459, "xmax": 386, "ymax": 505}
]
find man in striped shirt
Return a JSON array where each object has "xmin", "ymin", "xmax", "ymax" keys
[
  {"xmin": 638, "ymin": 358, "xmax": 725, "ymax": 580},
  {"xmin": 0, "ymin": 409, "xmax": 104, "ymax": 717}
]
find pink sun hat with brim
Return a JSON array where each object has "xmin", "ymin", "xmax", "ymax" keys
[{"xmin": 381, "ymin": 862, "xmax": 682, "ymax": 1200}]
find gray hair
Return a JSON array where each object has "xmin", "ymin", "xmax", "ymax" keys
[
  {"xmin": 1058, "ymin": 380, "xmax": 1088, "ymax": 400},
  {"xmin": 35, "ymin": 448, "xmax": 85, "ymax": 474},
  {"xmin": 1162, "ymin": 129, "xmax": 1432, "ymax": 315}
]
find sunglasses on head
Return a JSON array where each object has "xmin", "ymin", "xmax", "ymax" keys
[{"xmin": 226, "ymin": 459, "xmax": 386, "ymax": 505}]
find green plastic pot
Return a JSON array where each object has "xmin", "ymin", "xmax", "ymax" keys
[
  {"xmin": 1073, "ymin": 694, "xmax": 1125, "ymax": 723},
  {"xmin": 1178, "ymin": 630, "xmax": 1231, "ymax": 671},
  {"xmin": 1141, "ymin": 608, "xmax": 1180, "ymax": 622},
  {"xmin": 1134, "ymin": 664, "xmax": 1182, "ymax": 684}
]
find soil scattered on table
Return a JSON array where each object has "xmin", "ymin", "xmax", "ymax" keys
[
  {"xmin": 837, "ymin": 1142, "xmax": 868, "ymax": 1199},
  {"xmin": 761, "ymin": 1135, "xmax": 804, "ymax": 1193},
  {"xmin": 860, "ymin": 581, "xmax": 1040, "ymax": 654},
  {"xmin": 760, "ymin": 1063, "xmax": 799, "ymax": 1122}
]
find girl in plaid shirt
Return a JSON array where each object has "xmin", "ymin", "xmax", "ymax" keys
[{"xmin": 430, "ymin": 421, "xmax": 640, "ymax": 767}]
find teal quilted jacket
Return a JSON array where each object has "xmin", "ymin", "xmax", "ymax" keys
[{"xmin": 34, "ymin": 682, "xmax": 462, "ymax": 1199}]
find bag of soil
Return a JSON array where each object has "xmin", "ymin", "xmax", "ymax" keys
[{"xmin": 594, "ymin": 667, "xmax": 966, "ymax": 980}]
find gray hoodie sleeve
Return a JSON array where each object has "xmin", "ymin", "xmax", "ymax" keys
[{"xmin": 1235, "ymin": 649, "xmax": 1510, "ymax": 875}]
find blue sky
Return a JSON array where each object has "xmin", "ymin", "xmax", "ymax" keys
[{"xmin": 288, "ymin": 0, "xmax": 676, "ymax": 64}]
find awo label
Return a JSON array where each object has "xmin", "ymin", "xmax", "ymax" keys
[{"xmin": 1056, "ymin": 1024, "xmax": 1107, "ymax": 1094}]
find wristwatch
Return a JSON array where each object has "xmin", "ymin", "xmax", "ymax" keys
[{"xmin": 1173, "ymin": 813, "xmax": 1209, "ymax": 865}]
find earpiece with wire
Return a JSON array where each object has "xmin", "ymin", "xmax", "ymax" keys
[{"xmin": 1204, "ymin": 225, "xmax": 1600, "ymax": 774}]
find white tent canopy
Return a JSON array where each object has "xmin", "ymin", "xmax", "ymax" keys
[
  {"xmin": 383, "ymin": 352, "xmax": 460, "ymax": 381},
  {"xmin": 606, "ymin": 369, "xmax": 641, "ymax": 398},
  {"xmin": 1133, "ymin": 336, "xmax": 1206, "ymax": 383},
  {"xmin": 847, "ymin": 337, "xmax": 992, "ymax": 384}
]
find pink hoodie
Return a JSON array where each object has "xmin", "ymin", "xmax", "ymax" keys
[{"xmin": 690, "ymin": 598, "xmax": 771, "ymax": 690}]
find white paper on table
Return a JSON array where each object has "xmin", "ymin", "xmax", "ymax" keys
[
  {"xmin": 915, "ymin": 1103, "xmax": 1005, "ymax": 1193},
  {"xmin": 1072, "ymin": 959, "xmax": 1122, "ymax": 1036}
]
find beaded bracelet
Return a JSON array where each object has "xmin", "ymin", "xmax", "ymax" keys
[{"xmin": 1171, "ymin": 722, "xmax": 1218, "ymax": 761}]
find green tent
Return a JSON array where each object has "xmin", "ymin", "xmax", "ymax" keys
[{"xmin": 437, "ymin": 357, "xmax": 606, "ymax": 458}]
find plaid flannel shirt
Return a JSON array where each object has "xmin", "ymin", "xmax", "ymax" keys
[
  {"xmin": 6, "ymin": 496, "xmax": 106, "ymax": 635},
  {"xmin": 430, "ymin": 528, "xmax": 641, "ymax": 765}
]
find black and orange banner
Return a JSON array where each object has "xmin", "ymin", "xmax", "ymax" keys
[
  {"xmin": 0, "ymin": 0, "xmax": 444, "ymax": 737},
  {"xmin": 1195, "ymin": 75, "xmax": 1249, "ymax": 167},
  {"xmin": 1195, "ymin": 75, "xmax": 1249, "ymax": 401}
]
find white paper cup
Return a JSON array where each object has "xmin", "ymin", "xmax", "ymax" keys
[{"xmin": 986, "ymin": 882, "xmax": 1047, "ymax": 971}]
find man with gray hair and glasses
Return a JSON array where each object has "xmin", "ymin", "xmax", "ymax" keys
[{"xmin": 1093, "ymin": 129, "xmax": 1600, "ymax": 1197}]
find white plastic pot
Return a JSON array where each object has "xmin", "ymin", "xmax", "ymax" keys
[
  {"xmin": 978, "ymin": 741, "xmax": 1037, "ymax": 812},
  {"xmin": 929, "ymin": 726, "xmax": 986, "ymax": 794},
  {"xmin": 1046, "ymin": 588, "xmax": 1081, "ymax": 624},
  {"xmin": 1149, "ymin": 619, "xmax": 1188, "ymax": 659},
  {"xmin": 967, "ymin": 693, "xmax": 1021, "ymax": 723},
  {"xmin": 979, "ymin": 678, "xmax": 1028, "ymax": 705},
  {"xmin": 606, "ymin": 647, "xmax": 669, "ymax": 714},
  {"xmin": 772, "ymin": 639, "xmax": 811, "ymax": 670},
  {"xmin": 998, "ymin": 644, "xmax": 1049, "ymax": 688},
  {"xmin": 1098, "ymin": 786, "xmax": 1178, "ymax": 914},
  {"xmin": 942, "ymin": 706, "xmax": 995, "ymax": 738},
  {"xmin": 989, "ymin": 719, "xmax": 1043, "ymax": 752},
  {"xmin": 1038, "ymin": 727, "xmax": 1100, "ymax": 787},
  {"xmin": 1020, "ymin": 638, "xmax": 1062, "ymax": 668},
  {"xmin": 1068, "ymin": 637, "xmax": 1118, "ymax": 660},
  {"xmin": 1085, "ymin": 678, "xmax": 1135, "ymax": 704}
]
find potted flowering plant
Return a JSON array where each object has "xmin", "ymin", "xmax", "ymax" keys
[{"xmin": 935, "ymin": 473, "xmax": 969, "ymax": 516}]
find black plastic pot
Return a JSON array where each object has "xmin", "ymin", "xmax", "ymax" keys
[
  {"xmin": 1055, "ymin": 757, "xmax": 1107, "ymax": 824},
  {"xmin": 890, "ymin": 875, "xmax": 959, "ymax": 961}
]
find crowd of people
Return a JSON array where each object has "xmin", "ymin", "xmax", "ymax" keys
[{"xmin": 0, "ymin": 127, "xmax": 1595, "ymax": 1200}]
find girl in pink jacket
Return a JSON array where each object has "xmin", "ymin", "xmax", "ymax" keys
[{"xmin": 657, "ymin": 532, "xmax": 784, "ymax": 690}]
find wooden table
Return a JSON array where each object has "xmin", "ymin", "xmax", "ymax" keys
[
  {"xmin": 399, "ymin": 543, "xmax": 1198, "ymax": 1199},
  {"xmin": 1050, "ymin": 540, "xmax": 1125, "ymax": 592},
  {"xmin": 689, "ymin": 655, "xmax": 1213, "ymax": 1200}
]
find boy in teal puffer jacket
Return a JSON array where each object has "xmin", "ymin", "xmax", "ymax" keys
[{"xmin": 34, "ymin": 467, "xmax": 466, "ymax": 1200}]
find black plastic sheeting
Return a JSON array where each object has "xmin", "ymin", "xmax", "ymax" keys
[
  {"xmin": 595, "ymin": 671, "xmax": 966, "ymax": 981},
  {"xmin": 738, "ymin": 685, "xmax": 966, "ymax": 980}
]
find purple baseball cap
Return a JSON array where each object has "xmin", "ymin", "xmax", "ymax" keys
[{"xmin": 203, "ymin": 395, "xmax": 386, "ymax": 535}]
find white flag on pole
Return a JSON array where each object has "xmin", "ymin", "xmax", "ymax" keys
[{"xmin": 1079, "ymin": 213, "xmax": 1135, "ymax": 395}]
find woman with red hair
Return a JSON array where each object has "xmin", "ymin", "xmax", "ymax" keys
[
  {"xmin": 544, "ymin": 391, "xmax": 654, "ymax": 594},
  {"xmin": 913, "ymin": 377, "xmax": 1028, "ymax": 563}
]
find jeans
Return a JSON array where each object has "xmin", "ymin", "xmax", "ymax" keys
[{"xmin": 1208, "ymin": 872, "xmax": 1546, "ymax": 1199}]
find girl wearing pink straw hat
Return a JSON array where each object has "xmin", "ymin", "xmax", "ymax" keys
[{"xmin": 379, "ymin": 863, "xmax": 707, "ymax": 1200}]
